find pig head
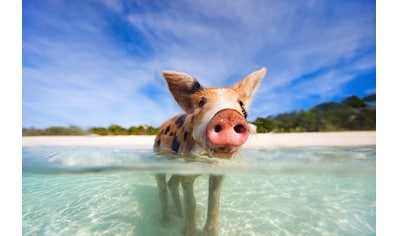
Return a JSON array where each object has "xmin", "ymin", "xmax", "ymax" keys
[{"xmin": 154, "ymin": 67, "xmax": 266, "ymax": 158}]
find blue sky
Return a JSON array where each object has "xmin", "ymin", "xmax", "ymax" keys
[{"xmin": 22, "ymin": 0, "xmax": 376, "ymax": 129}]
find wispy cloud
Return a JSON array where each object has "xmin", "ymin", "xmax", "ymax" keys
[{"xmin": 22, "ymin": 0, "xmax": 375, "ymax": 128}]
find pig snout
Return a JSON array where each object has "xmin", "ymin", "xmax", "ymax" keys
[{"xmin": 206, "ymin": 109, "xmax": 249, "ymax": 148}]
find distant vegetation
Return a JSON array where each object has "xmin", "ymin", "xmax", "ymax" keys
[
  {"xmin": 89, "ymin": 125, "xmax": 159, "ymax": 135},
  {"xmin": 253, "ymin": 93, "xmax": 376, "ymax": 133},
  {"xmin": 22, "ymin": 93, "xmax": 375, "ymax": 136},
  {"xmin": 22, "ymin": 125, "xmax": 159, "ymax": 136}
]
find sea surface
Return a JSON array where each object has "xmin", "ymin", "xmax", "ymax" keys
[{"xmin": 22, "ymin": 145, "xmax": 376, "ymax": 236}]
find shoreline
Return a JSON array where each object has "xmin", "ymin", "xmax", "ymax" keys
[{"xmin": 22, "ymin": 131, "xmax": 376, "ymax": 149}]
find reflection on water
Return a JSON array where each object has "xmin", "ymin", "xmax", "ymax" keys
[{"xmin": 22, "ymin": 146, "xmax": 376, "ymax": 235}]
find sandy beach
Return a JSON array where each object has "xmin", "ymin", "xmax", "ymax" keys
[{"xmin": 22, "ymin": 131, "xmax": 376, "ymax": 149}]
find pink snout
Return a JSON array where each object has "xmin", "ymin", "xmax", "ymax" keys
[{"xmin": 206, "ymin": 109, "xmax": 249, "ymax": 148}]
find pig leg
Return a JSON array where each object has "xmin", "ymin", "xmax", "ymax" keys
[
  {"xmin": 155, "ymin": 174, "xmax": 169, "ymax": 224},
  {"xmin": 168, "ymin": 175, "xmax": 183, "ymax": 218},
  {"xmin": 182, "ymin": 175, "xmax": 197, "ymax": 236},
  {"xmin": 202, "ymin": 175, "xmax": 224, "ymax": 236}
]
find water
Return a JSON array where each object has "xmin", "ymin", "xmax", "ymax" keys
[{"xmin": 22, "ymin": 145, "xmax": 376, "ymax": 236}]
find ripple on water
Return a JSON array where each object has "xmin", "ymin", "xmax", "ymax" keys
[{"xmin": 22, "ymin": 145, "xmax": 375, "ymax": 235}]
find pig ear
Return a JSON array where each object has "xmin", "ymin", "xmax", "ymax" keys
[
  {"xmin": 233, "ymin": 67, "xmax": 267, "ymax": 105},
  {"xmin": 162, "ymin": 70, "xmax": 203, "ymax": 113}
]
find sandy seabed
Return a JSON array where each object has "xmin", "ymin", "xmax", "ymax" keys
[{"xmin": 22, "ymin": 131, "xmax": 376, "ymax": 149}]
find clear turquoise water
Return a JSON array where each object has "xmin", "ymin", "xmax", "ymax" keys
[{"xmin": 22, "ymin": 145, "xmax": 376, "ymax": 236}]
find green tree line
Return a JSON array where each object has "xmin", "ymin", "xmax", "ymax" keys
[
  {"xmin": 252, "ymin": 93, "xmax": 376, "ymax": 133},
  {"xmin": 22, "ymin": 124, "xmax": 159, "ymax": 136},
  {"xmin": 22, "ymin": 93, "xmax": 375, "ymax": 136}
]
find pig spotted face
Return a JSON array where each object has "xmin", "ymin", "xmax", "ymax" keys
[{"xmin": 157, "ymin": 68, "xmax": 267, "ymax": 158}]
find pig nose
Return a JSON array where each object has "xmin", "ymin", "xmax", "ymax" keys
[{"xmin": 206, "ymin": 109, "xmax": 249, "ymax": 147}]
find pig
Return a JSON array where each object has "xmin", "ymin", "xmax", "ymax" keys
[{"xmin": 153, "ymin": 68, "xmax": 267, "ymax": 236}]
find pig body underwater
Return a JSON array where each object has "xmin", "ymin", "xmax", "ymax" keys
[{"xmin": 153, "ymin": 68, "xmax": 267, "ymax": 236}]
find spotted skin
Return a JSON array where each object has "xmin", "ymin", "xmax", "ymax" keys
[
  {"xmin": 153, "ymin": 68, "xmax": 267, "ymax": 236},
  {"xmin": 154, "ymin": 113, "xmax": 196, "ymax": 153}
]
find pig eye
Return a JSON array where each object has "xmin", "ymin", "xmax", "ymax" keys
[
  {"xmin": 198, "ymin": 97, "xmax": 207, "ymax": 108},
  {"xmin": 238, "ymin": 100, "xmax": 248, "ymax": 119}
]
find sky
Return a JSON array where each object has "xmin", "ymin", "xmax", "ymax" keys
[{"xmin": 22, "ymin": 0, "xmax": 376, "ymax": 129}]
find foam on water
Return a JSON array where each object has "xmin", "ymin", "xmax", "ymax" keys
[{"xmin": 22, "ymin": 145, "xmax": 375, "ymax": 235}]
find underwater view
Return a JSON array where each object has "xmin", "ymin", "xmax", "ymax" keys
[{"xmin": 22, "ymin": 145, "xmax": 376, "ymax": 235}]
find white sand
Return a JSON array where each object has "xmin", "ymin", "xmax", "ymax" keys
[
  {"xmin": 244, "ymin": 131, "xmax": 375, "ymax": 148},
  {"xmin": 22, "ymin": 131, "xmax": 375, "ymax": 149}
]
